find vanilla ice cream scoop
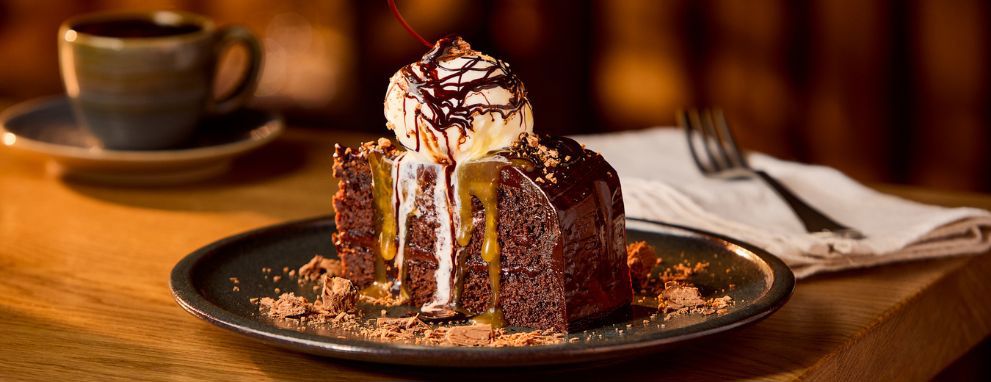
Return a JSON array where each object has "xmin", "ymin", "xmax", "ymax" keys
[{"xmin": 384, "ymin": 36, "xmax": 533, "ymax": 164}]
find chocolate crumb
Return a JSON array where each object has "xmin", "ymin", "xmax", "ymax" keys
[
  {"xmin": 232, "ymin": 286, "xmax": 240, "ymax": 292},
  {"xmin": 259, "ymin": 293, "xmax": 309, "ymax": 318},
  {"xmin": 229, "ymin": 277, "xmax": 239, "ymax": 284},
  {"xmin": 274, "ymin": 288, "xmax": 281, "ymax": 294},
  {"xmin": 299, "ymin": 255, "xmax": 342, "ymax": 281},
  {"xmin": 658, "ymin": 281, "xmax": 734, "ymax": 319},
  {"xmin": 626, "ymin": 241, "xmax": 658, "ymax": 289},
  {"xmin": 660, "ymin": 261, "xmax": 709, "ymax": 283},
  {"xmin": 444, "ymin": 325, "xmax": 492, "ymax": 346},
  {"xmin": 373, "ymin": 316, "xmax": 431, "ymax": 341},
  {"xmin": 319, "ymin": 275, "xmax": 359, "ymax": 314},
  {"xmin": 273, "ymin": 275, "xmax": 282, "ymax": 283},
  {"xmin": 660, "ymin": 281, "xmax": 705, "ymax": 310}
]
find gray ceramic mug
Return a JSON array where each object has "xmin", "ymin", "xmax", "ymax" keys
[{"xmin": 58, "ymin": 11, "xmax": 261, "ymax": 150}]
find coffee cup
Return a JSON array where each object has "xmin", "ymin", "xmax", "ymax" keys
[{"xmin": 58, "ymin": 11, "xmax": 262, "ymax": 150}]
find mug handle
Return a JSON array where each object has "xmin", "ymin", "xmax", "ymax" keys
[{"xmin": 208, "ymin": 25, "xmax": 262, "ymax": 115}]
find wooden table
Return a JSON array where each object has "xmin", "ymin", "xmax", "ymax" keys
[{"xmin": 1, "ymin": 126, "xmax": 989, "ymax": 381}]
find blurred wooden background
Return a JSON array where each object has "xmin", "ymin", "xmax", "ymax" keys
[{"xmin": 0, "ymin": 0, "xmax": 988, "ymax": 191}]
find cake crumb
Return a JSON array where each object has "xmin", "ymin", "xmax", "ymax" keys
[
  {"xmin": 232, "ymin": 286, "xmax": 240, "ymax": 292},
  {"xmin": 658, "ymin": 281, "xmax": 734, "ymax": 319},
  {"xmin": 273, "ymin": 275, "xmax": 282, "ymax": 283},
  {"xmin": 228, "ymin": 277, "xmax": 239, "ymax": 284},
  {"xmin": 299, "ymin": 255, "xmax": 342, "ymax": 281},
  {"xmin": 660, "ymin": 261, "xmax": 709, "ymax": 283},
  {"xmin": 660, "ymin": 281, "xmax": 706, "ymax": 310},
  {"xmin": 626, "ymin": 241, "xmax": 659, "ymax": 289}
]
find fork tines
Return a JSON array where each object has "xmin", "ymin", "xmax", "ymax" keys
[{"xmin": 678, "ymin": 109, "xmax": 749, "ymax": 178}]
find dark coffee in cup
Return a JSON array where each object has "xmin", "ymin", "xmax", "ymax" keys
[
  {"xmin": 59, "ymin": 11, "xmax": 261, "ymax": 150},
  {"xmin": 73, "ymin": 19, "xmax": 203, "ymax": 38}
]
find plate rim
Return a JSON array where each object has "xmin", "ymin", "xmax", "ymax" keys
[
  {"xmin": 0, "ymin": 95, "xmax": 284, "ymax": 163},
  {"xmin": 170, "ymin": 215, "xmax": 795, "ymax": 367}
]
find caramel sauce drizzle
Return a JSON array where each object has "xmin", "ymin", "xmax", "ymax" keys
[
  {"xmin": 455, "ymin": 161, "xmax": 505, "ymax": 327},
  {"xmin": 368, "ymin": 37, "xmax": 530, "ymax": 326},
  {"xmin": 363, "ymin": 151, "xmax": 397, "ymax": 299}
]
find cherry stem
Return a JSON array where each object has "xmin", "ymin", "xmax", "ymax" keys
[{"xmin": 388, "ymin": 0, "xmax": 431, "ymax": 48}]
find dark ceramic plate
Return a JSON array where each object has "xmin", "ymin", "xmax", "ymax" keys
[{"xmin": 170, "ymin": 216, "xmax": 794, "ymax": 367}]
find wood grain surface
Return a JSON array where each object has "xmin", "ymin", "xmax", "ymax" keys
[{"xmin": 1, "ymin": 125, "xmax": 989, "ymax": 381}]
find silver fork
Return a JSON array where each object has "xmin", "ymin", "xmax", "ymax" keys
[{"xmin": 678, "ymin": 109, "xmax": 866, "ymax": 239}]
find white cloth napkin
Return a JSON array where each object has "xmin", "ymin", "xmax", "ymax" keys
[{"xmin": 574, "ymin": 127, "xmax": 991, "ymax": 278}]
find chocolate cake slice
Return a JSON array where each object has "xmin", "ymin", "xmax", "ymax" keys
[{"xmin": 332, "ymin": 134, "xmax": 632, "ymax": 331}]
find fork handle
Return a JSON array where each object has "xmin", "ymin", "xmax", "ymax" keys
[{"xmin": 754, "ymin": 170, "xmax": 865, "ymax": 239}]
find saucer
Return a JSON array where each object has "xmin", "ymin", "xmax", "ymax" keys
[{"xmin": 0, "ymin": 96, "xmax": 283, "ymax": 185}]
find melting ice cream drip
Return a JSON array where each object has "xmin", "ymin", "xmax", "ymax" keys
[{"xmin": 383, "ymin": 36, "xmax": 533, "ymax": 318}]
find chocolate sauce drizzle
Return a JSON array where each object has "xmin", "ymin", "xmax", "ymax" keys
[
  {"xmin": 378, "ymin": 37, "xmax": 533, "ymax": 325},
  {"xmin": 399, "ymin": 36, "xmax": 530, "ymax": 161}
]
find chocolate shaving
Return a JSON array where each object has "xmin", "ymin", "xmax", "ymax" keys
[
  {"xmin": 319, "ymin": 275, "xmax": 358, "ymax": 314},
  {"xmin": 258, "ymin": 293, "xmax": 309, "ymax": 319},
  {"xmin": 371, "ymin": 316, "xmax": 432, "ymax": 341},
  {"xmin": 491, "ymin": 328, "xmax": 564, "ymax": 347},
  {"xmin": 442, "ymin": 324, "xmax": 493, "ymax": 346}
]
